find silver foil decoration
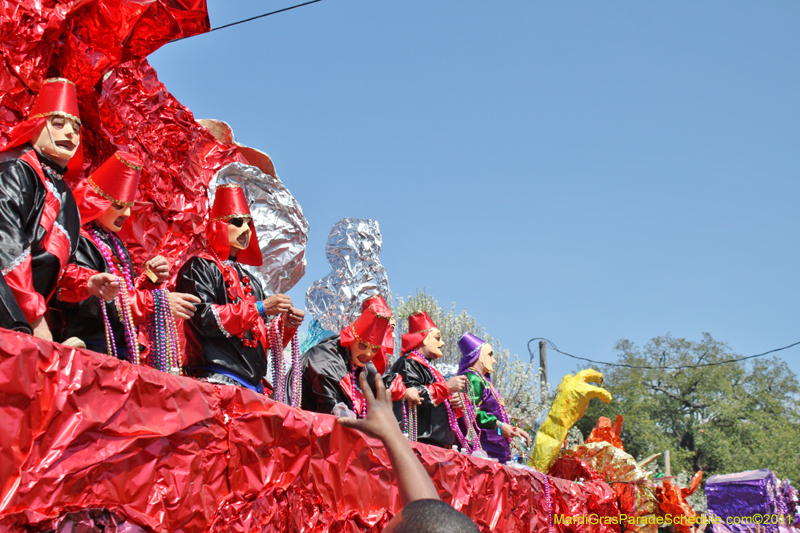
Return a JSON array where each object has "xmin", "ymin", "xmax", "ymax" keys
[
  {"xmin": 436, "ymin": 363, "xmax": 459, "ymax": 381},
  {"xmin": 305, "ymin": 218, "xmax": 391, "ymax": 332},
  {"xmin": 208, "ymin": 162, "xmax": 308, "ymax": 295}
]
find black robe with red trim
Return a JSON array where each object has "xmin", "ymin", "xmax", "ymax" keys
[
  {"xmin": 297, "ymin": 334, "xmax": 403, "ymax": 416},
  {"xmin": 175, "ymin": 253, "xmax": 294, "ymax": 389},
  {"xmin": 390, "ymin": 353, "xmax": 456, "ymax": 449},
  {"xmin": 299, "ymin": 334, "xmax": 367, "ymax": 415},
  {"xmin": 0, "ymin": 145, "xmax": 80, "ymax": 333},
  {"xmin": 49, "ymin": 225, "xmax": 160, "ymax": 355}
]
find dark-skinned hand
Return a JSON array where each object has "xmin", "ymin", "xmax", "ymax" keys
[{"xmin": 338, "ymin": 371, "xmax": 403, "ymax": 442}]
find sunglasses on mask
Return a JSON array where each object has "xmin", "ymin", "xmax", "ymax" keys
[{"xmin": 228, "ymin": 217, "xmax": 249, "ymax": 228}]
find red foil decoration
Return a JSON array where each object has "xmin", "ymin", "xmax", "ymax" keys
[
  {"xmin": 550, "ymin": 456, "xmax": 623, "ymax": 533},
  {"xmin": 95, "ymin": 58, "xmax": 246, "ymax": 271},
  {"xmin": 0, "ymin": 331, "xmax": 621, "ymax": 532},
  {"xmin": 1, "ymin": 0, "xmax": 219, "ymax": 277},
  {"xmin": 1, "ymin": 2, "xmax": 624, "ymax": 530},
  {"xmin": 554, "ymin": 433, "xmax": 660, "ymax": 533}
]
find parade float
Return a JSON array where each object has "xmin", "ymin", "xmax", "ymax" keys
[{"xmin": 0, "ymin": 2, "xmax": 781, "ymax": 532}]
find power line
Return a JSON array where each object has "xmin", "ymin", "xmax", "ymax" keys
[
  {"xmin": 526, "ymin": 337, "xmax": 800, "ymax": 371},
  {"xmin": 171, "ymin": 0, "xmax": 326, "ymax": 43}
]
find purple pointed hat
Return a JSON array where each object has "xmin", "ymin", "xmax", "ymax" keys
[{"xmin": 458, "ymin": 333, "xmax": 487, "ymax": 374}]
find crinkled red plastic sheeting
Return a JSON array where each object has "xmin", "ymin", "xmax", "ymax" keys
[
  {"xmin": 1, "ymin": 0, "xmax": 242, "ymax": 277},
  {"xmin": 0, "ymin": 330, "xmax": 620, "ymax": 532},
  {"xmin": 550, "ymin": 456, "xmax": 623, "ymax": 533},
  {"xmin": 585, "ymin": 415, "xmax": 625, "ymax": 451},
  {"xmin": 96, "ymin": 58, "xmax": 247, "ymax": 272},
  {"xmin": 0, "ymin": 1, "xmax": 69, "ymax": 133},
  {"xmin": 0, "ymin": 0, "xmax": 208, "ymax": 154}
]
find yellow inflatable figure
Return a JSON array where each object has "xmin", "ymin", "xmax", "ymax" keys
[{"xmin": 530, "ymin": 369, "xmax": 612, "ymax": 472}]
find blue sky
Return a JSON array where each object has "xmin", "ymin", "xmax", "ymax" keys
[{"xmin": 150, "ymin": 1, "xmax": 800, "ymax": 388}]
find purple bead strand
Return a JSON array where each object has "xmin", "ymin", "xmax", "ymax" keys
[
  {"xmin": 267, "ymin": 316, "xmax": 286, "ymax": 402},
  {"xmin": 86, "ymin": 225, "xmax": 138, "ymax": 363},
  {"xmin": 290, "ymin": 332, "xmax": 302, "ymax": 407},
  {"xmin": 410, "ymin": 351, "xmax": 473, "ymax": 453}
]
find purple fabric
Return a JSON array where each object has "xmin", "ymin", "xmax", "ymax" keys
[
  {"xmin": 706, "ymin": 470, "xmax": 798, "ymax": 533},
  {"xmin": 783, "ymin": 482, "xmax": 800, "ymax": 528},
  {"xmin": 475, "ymin": 373, "xmax": 511, "ymax": 464},
  {"xmin": 457, "ymin": 333, "xmax": 486, "ymax": 374}
]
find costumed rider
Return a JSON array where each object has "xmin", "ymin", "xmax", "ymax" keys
[
  {"xmin": 176, "ymin": 183, "xmax": 305, "ymax": 394},
  {"xmin": 0, "ymin": 78, "xmax": 117, "ymax": 340},
  {"xmin": 389, "ymin": 311, "xmax": 467, "ymax": 449},
  {"xmin": 51, "ymin": 151, "xmax": 200, "ymax": 360},
  {"xmin": 300, "ymin": 295, "xmax": 401, "ymax": 417},
  {"xmin": 457, "ymin": 333, "xmax": 530, "ymax": 463}
]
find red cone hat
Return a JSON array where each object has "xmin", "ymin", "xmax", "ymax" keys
[
  {"xmin": 401, "ymin": 311, "xmax": 438, "ymax": 353},
  {"xmin": 361, "ymin": 296, "xmax": 395, "ymax": 372},
  {"xmin": 205, "ymin": 184, "xmax": 262, "ymax": 266},
  {"xmin": 3, "ymin": 78, "xmax": 83, "ymax": 178},
  {"xmin": 28, "ymin": 78, "xmax": 81, "ymax": 122},
  {"xmin": 72, "ymin": 152, "xmax": 142, "ymax": 224},
  {"xmin": 340, "ymin": 295, "xmax": 393, "ymax": 373}
]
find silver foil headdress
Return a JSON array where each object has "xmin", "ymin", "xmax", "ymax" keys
[
  {"xmin": 305, "ymin": 218, "xmax": 391, "ymax": 332},
  {"xmin": 208, "ymin": 162, "xmax": 308, "ymax": 294}
]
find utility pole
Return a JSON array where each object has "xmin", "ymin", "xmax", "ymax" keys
[{"xmin": 539, "ymin": 340, "xmax": 548, "ymax": 401}]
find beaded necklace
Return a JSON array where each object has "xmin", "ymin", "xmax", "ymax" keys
[
  {"xmin": 466, "ymin": 367, "xmax": 512, "ymax": 441},
  {"xmin": 403, "ymin": 400, "xmax": 418, "ymax": 441},
  {"xmin": 146, "ymin": 288, "xmax": 181, "ymax": 374},
  {"xmin": 542, "ymin": 472, "xmax": 555, "ymax": 533},
  {"xmin": 459, "ymin": 380, "xmax": 484, "ymax": 452},
  {"xmin": 348, "ymin": 363, "xmax": 368, "ymax": 419},
  {"xmin": 86, "ymin": 225, "xmax": 139, "ymax": 364},
  {"xmin": 267, "ymin": 315, "xmax": 286, "ymax": 402},
  {"xmin": 265, "ymin": 315, "xmax": 303, "ymax": 406},
  {"xmin": 409, "ymin": 351, "xmax": 474, "ymax": 453},
  {"xmin": 208, "ymin": 249, "xmax": 302, "ymax": 403},
  {"xmin": 289, "ymin": 332, "xmax": 302, "ymax": 407},
  {"xmin": 100, "ymin": 293, "xmax": 118, "ymax": 360},
  {"xmin": 207, "ymin": 249, "xmax": 260, "ymax": 348}
]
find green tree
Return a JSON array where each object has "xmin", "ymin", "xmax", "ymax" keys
[
  {"xmin": 576, "ymin": 333, "xmax": 800, "ymax": 481},
  {"xmin": 392, "ymin": 289, "xmax": 548, "ymax": 434}
]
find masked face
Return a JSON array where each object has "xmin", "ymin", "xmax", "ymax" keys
[
  {"xmin": 31, "ymin": 115, "xmax": 81, "ymax": 168},
  {"xmin": 99, "ymin": 203, "xmax": 131, "ymax": 233},
  {"xmin": 227, "ymin": 217, "xmax": 252, "ymax": 252},
  {"xmin": 418, "ymin": 328, "xmax": 444, "ymax": 360},
  {"xmin": 348, "ymin": 339, "xmax": 379, "ymax": 368},
  {"xmin": 478, "ymin": 344, "xmax": 495, "ymax": 374}
]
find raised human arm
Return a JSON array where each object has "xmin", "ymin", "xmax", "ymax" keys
[{"xmin": 338, "ymin": 372, "xmax": 440, "ymax": 506}]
